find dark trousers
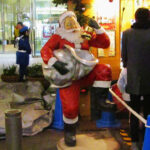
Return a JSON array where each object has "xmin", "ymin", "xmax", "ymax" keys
[
  {"xmin": 14, "ymin": 37, "xmax": 16, "ymax": 48},
  {"xmin": 130, "ymin": 94, "xmax": 150, "ymax": 142},
  {"xmin": 19, "ymin": 64, "xmax": 27, "ymax": 81}
]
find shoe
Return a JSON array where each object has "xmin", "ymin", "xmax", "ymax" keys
[
  {"xmin": 131, "ymin": 142, "xmax": 140, "ymax": 150},
  {"xmin": 64, "ymin": 123, "xmax": 76, "ymax": 147},
  {"xmin": 64, "ymin": 132, "xmax": 76, "ymax": 146},
  {"xmin": 97, "ymin": 99, "xmax": 116, "ymax": 112}
]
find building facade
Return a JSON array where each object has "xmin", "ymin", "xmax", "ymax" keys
[{"xmin": 0, "ymin": 0, "xmax": 66, "ymax": 56}]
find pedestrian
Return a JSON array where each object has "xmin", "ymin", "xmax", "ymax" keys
[
  {"xmin": 16, "ymin": 26, "xmax": 31, "ymax": 82},
  {"xmin": 17, "ymin": 22, "xmax": 24, "ymax": 31},
  {"xmin": 121, "ymin": 7, "xmax": 150, "ymax": 150},
  {"xmin": 14, "ymin": 22, "xmax": 24, "ymax": 48}
]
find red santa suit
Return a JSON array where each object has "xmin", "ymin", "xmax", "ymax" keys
[{"xmin": 41, "ymin": 11, "xmax": 112, "ymax": 124}]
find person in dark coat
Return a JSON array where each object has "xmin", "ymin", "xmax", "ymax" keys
[
  {"xmin": 121, "ymin": 8, "xmax": 150, "ymax": 150},
  {"xmin": 16, "ymin": 26, "xmax": 31, "ymax": 81}
]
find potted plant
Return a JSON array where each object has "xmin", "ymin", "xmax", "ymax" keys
[
  {"xmin": 27, "ymin": 64, "xmax": 44, "ymax": 79},
  {"xmin": 26, "ymin": 64, "xmax": 50, "ymax": 89},
  {"xmin": 1, "ymin": 65, "xmax": 19, "ymax": 82}
]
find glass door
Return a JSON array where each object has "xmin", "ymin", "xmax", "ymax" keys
[
  {"xmin": 0, "ymin": 2, "xmax": 2, "ymax": 53},
  {"xmin": 0, "ymin": 0, "xmax": 65, "ymax": 55},
  {"xmin": 1, "ymin": 0, "xmax": 32, "ymax": 54},
  {"xmin": 0, "ymin": 0, "xmax": 4, "ymax": 53},
  {"xmin": 33, "ymin": 0, "xmax": 66, "ymax": 56},
  {"xmin": 3, "ymin": 0, "xmax": 18, "ymax": 53}
]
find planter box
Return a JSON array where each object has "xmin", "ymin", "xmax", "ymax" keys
[
  {"xmin": 26, "ymin": 76, "xmax": 45, "ymax": 82},
  {"xmin": 1, "ymin": 75, "xmax": 19, "ymax": 82}
]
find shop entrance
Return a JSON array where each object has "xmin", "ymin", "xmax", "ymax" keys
[
  {"xmin": 0, "ymin": 0, "xmax": 66, "ymax": 55},
  {"xmin": 0, "ymin": 0, "xmax": 32, "ymax": 54}
]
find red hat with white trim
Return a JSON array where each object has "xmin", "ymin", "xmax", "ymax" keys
[{"xmin": 59, "ymin": 11, "xmax": 76, "ymax": 25}]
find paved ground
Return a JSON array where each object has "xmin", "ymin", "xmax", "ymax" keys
[
  {"xmin": 0, "ymin": 129, "xmax": 129, "ymax": 150},
  {"xmin": 0, "ymin": 129, "xmax": 63, "ymax": 150},
  {"xmin": 0, "ymin": 54, "xmax": 133, "ymax": 150},
  {"xmin": 0, "ymin": 118, "xmax": 131, "ymax": 150}
]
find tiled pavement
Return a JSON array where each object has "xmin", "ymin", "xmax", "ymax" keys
[
  {"xmin": 0, "ymin": 119, "xmax": 131, "ymax": 150},
  {"xmin": 0, "ymin": 54, "xmax": 133, "ymax": 150}
]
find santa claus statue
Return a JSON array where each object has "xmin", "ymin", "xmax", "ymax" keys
[{"xmin": 41, "ymin": 11, "xmax": 115, "ymax": 147}]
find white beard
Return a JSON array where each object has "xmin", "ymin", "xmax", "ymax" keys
[{"xmin": 56, "ymin": 27, "xmax": 83, "ymax": 46}]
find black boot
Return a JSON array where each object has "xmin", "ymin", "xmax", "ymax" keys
[
  {"xmin": 91, "ymin": 87, "xmax": 116, "ymax": 112},
  {"xmin": 64, "ymin": 123, "xmax": 76, "ymax": 147}
]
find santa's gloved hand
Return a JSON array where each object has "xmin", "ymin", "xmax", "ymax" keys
[
  {"xmin": 88, "ymin": 18, "xmax": 101, "ymax": 29},
  {"xmin": 53, "ymin": 61, "xmax": 69, "ymax": 75}
]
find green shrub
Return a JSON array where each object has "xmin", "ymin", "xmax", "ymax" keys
[
  {"xmin": 2, "ymin": 65, "xmax": 17, "ymax": 76},
  {"xmin": 27, "ymin": 64, "xmax": 43, "ymax": 77}
]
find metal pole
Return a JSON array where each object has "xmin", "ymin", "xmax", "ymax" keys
[
  {"xmin": 32, "ymin": 0, "xmax": 36, "ymax": 57},
  {"xmin": 1, "ymin": 0, "xmax": 5, "ymax": 52},
  {"xmin": 5, "ymin": 109, "xmax": 22, "ymax": 150},
  {"xmin": 17, "ymin": 0, "xmax": 22, "ymax": 22},
  {"xmin": 31, "ymin": 0, "xmax": 36, "ymax": 57}
]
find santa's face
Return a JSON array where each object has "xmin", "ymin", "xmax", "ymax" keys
[
  {"xmin": 56, "ymin": 14, "xmax": 83, "ymax": 43},
  {"xmin": 64, "ymin": 16, "xmax": 80, "ymax": 32}
]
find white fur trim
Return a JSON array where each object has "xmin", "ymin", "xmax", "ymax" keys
[
  {"xmin": 48, "ymin": 57, "xmax": 57, "ymax": 67},
  {"xmin": 50, "ymin": 82, "xmax": 72, "ymax": 88},
  {"xmin": 93, "ymin": 81, "xmax": 111, "ymax": 88},
  {"xmin": 56, "ymin": 28, "xmax": 83, "ymax": 43},
  {"xmin": 42, "ymin": 63, "xmax": 51, "ymax": 79},
  {"xmin": 94, "ymin": 27, "xmax": 105, "ymax": 34},
  {"xmin": 75, "ymin": 43, "xmax": 81, "ymax": 49},
  {"xmin": 42, "ymin": 63, "xmax": 49, "ymax": 69},
  {"xmin": 63, "ymin": 115, "xmax": 78, "ymax": 124},
  {"xmin": 59, "ymin": 11, "xmax": 76, "ymax": 25}
]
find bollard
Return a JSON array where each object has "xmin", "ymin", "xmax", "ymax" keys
[
  {"xmin": 51, "ymin": 89, "xmax": 64, "ymax": 130},
  {"xmin": 143, "ymin": 115, "xmax": 150, "ymax": 150},
  {"xmin": 96, "ymin": 111, "xmax": 120, "ymax": 128},
  {"xmin": 5, "ymin": 109, "xmax": 22, "ymax": 150},
  {"xmin": 96, "ymin": 93, "xmax": 120, "ymax": 128}
]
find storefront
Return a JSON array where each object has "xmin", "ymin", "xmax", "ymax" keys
[
  {"xmin": 1, "ymin": 0, "xmax": 150, "ymax": 65},
  {"xmin": 87, "ymin": 0, "xmax": 150, "ymax": 79},
  {"xmin": 0, "ymin": 0, "xmax": 66, "ymax": 56}
]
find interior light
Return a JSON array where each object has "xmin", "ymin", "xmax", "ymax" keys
[
  {"xmin": 80, "ymin": 88, "xmax": 88, "ymax": 93},
  {"xmin": 93, "ymin": 0, "xmax": 116, "ymax": 18}
]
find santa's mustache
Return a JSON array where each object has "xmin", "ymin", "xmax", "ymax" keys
[{"xmin": 66, "ymin": 28, "xmax": 81, "ymax": 33}]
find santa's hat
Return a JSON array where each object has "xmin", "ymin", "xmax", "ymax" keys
[{"xmin": 59, "ymin": 11, "xmax": 76, "ymax": 25}]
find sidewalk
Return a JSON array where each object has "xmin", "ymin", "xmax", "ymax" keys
[{"xmin": 0, "ymin": 54, "xmax": 42, "ymax": 75}]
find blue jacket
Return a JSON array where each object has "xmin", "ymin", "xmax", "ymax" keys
[
  {"xmin": 18, "ymin": 36, "xmax": 31, "ymax": 54},
  {"xmin": 16, "ymin": 36, "xmax": 31, "ymax": 66}
]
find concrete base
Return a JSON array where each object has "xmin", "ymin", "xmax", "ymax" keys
[{"xmin": 57, "ymin": 134, "xmax": 120, "ymax": 150}]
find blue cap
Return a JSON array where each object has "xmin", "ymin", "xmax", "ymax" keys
[{"xmin": 20, "ymin": 26, "xmax": 28, "ymax": 33}]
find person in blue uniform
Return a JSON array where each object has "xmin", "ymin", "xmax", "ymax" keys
[{"xmin": 16, "ymin": 26, "xmax": 31, "ymax": 81}]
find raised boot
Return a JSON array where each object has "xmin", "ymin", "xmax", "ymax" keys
[
  {"xmin": 91, "ymin": 87, "xmax": 116, "ymax": 112},
  {"xmin": 64, "ymin": 123, "xmax": 76, "ymax": 147}
]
